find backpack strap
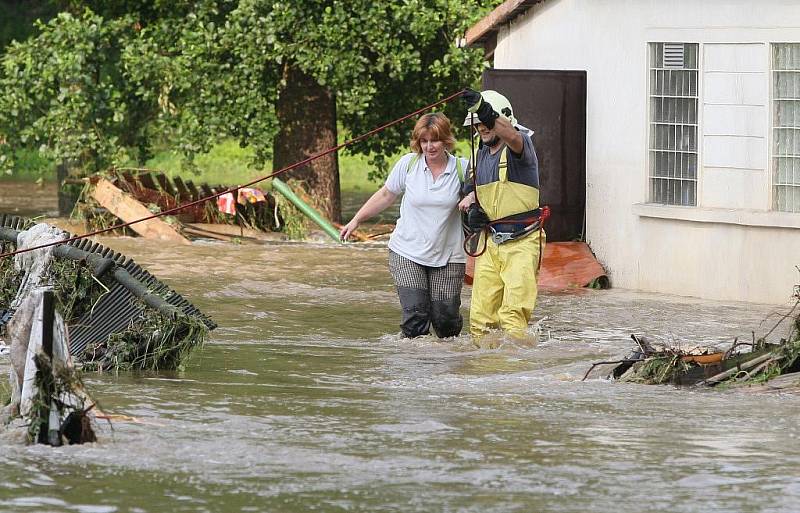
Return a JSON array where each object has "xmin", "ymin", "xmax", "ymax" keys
[{"xmin": 406, "ymin": 154, "xmax": 420, "ymax": 174}]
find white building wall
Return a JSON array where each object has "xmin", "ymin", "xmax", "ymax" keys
[
  {"xmin": 701, "ymin": 43, "xmax": 768, "ymax": 210},
  {"xmin": 490, "ymin": 0, "xmax": 800, "ymax": 304}
]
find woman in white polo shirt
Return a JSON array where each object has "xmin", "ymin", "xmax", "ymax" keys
[{"xmin": 340, "ymin": 112, "xmax": 468, "ymax": 338}]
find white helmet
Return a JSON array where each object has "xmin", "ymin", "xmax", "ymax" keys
[{"xmin": 463, "ymin": 90, "xmax": 517, "ymax": 127}]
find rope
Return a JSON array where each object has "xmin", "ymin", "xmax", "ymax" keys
[
  {"xmin": 463, "ymin": 207, "xmax": 551, "ymax": 261},
  {"xmin": 462, "ymin": 120, "xmax": 487, "ymax": 256},
  {"xmin": 1, "ymin": 89, "xmax": 466, "ymax": 259}
]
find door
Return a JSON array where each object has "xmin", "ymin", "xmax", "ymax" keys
[{"xmin": 482, "ymin": 70, "xmax": 586, "ymax": 242}]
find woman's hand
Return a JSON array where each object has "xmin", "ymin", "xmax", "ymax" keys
[
  {"xmin": 458, "ymin": 192, "xmax": 476, "ymax": 213},
  {"xmin": 339, "ymin": 186, "xmax": 398, "ymax": 242},
  {"xmin": 339, "ymin": 218, "xmax": 359, "ymax": 242}
]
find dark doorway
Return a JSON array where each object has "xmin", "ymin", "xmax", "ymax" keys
[{"xmin": 482, "ymin": 70, "xmax": 586, "ymax": 242}]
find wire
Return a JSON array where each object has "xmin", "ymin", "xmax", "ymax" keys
[{"xmin": 1, "ymin": 89, "xmax": 466, "ymax": 259}]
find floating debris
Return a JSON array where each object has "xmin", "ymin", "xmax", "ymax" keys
[
  {"xmin": 27, "ymin": 351, "xmax": 96, "ymax": 445},
  {"xmin": 0, "ymin": 215, "xmax": 215, "ymax": 372},
  {"xmin": 1, "ymin": 214, "xmax": 217, "ymax": 444},
  {"xmin": 72, "ymin": 168, "xmax": 312, "ymax": 240},
  {"xmin": 584, "ymin": 295, "xmax": 800, "ymax": 388},
  {"xmin": 0, "ymin": 221, "xmax": 96, "ymax": 444}
]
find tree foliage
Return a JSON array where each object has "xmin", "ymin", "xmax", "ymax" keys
[
  {"xmin": 0, "ymin": 0, "xmax": 495, "ymax": 180},
  {"xmin": 0, "ymin": 1, "xmax": 59, "ymax": 52}
]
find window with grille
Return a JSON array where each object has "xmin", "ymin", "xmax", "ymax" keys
[
  {"xmin": 772, "ymin": 43, "xmax": 800, "ymax": 212},
  {"xmin": 648, "ymin": 43, "xmax": 699, "ymax": 205}
]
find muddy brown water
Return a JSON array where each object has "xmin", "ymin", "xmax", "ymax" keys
[
  {"xmin": 0, "ymin": 181, "xmax": 60, "ymax": 218},
  {"xmin": 1, "ymin": 188, "xmax": 800, "ymax": 512}
]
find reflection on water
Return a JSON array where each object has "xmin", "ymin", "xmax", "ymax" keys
[{"xmin": 1, "ymin": 234, "xmax": 799, "ymax": 512}]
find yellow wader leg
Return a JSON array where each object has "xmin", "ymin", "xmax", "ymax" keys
[
  {"xmin": 469, "ymin": 239, "xmax": 504, "ymax": 337},
  {"xmin": 496, "ymin": 230, "xmax": 544, "ymax": 339}
]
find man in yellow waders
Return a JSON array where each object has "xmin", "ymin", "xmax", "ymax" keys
[{"xmin": 458, "ymin": 89, "xmax": 546, "ymax": 339}]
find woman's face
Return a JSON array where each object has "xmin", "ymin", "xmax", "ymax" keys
[{"xmin": 420, "ymin": 132, "xmax": 445, "ymax": 162}]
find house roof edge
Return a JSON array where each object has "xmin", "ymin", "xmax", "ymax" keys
[{"xmin": 464, "ymin": 0, "xmax": 545, "ymax": 48}]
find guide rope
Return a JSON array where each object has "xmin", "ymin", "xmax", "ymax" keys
[{"xmin": 0, "ymin": 90, "xmax": 466, "ymax": 259}]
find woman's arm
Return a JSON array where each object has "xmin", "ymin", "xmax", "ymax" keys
[{"xmin": 339, "ymin": 185, "xmax": 398, "ymax": 241}]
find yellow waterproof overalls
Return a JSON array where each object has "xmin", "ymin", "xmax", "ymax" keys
[{"xmin": 470, "ymin": 147, "xmax": 545, "ymax": 339}]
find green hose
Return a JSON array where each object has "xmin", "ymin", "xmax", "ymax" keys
[{"xmin": 271, "ymin": 178, "xmax": 342, "ymax": 243}]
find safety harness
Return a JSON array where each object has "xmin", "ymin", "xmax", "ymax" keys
[{"xmin": 463, "ymin": 142, "xmax": 550, "ymax": 268}]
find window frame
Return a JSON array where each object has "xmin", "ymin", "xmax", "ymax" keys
[
  {"xmin": 770, "ymin": 42, "xmax": 800, "ymax": 213},
  {"xmin": 646, "ymin": 42, "xmax": 701, "ymax": 207}
]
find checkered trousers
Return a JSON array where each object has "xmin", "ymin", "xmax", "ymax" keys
[{"xmin": 388, "ymin": 250, "xmax": 464, "ymax": 301}]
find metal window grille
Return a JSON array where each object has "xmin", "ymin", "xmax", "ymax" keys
[
  {"xmin": 648, "ymin": 43, "xmax": 698, "ymax": 205},
  {"xmin": 772, "ymin": 43, "xmax": 800, "ymax": 212}
]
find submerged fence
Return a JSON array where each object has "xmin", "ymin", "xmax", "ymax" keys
[{"xmin": 0, "ymin": 214, "xmax": 216, "ymax": 360}]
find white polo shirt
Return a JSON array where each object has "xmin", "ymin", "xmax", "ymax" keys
[{"xmin": 385, "ymin": 152, "xmax": 468, "ymax": 267}]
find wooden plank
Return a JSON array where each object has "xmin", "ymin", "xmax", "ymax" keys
[
  {"xmin": 185, "ymin": 180, "xmax": 201, "ymax": 200},
  {"xmin": 91, "ymin": 178, "xmax": 191, "ymax": 245},
  {"xmin": 155, "ymin": 173, "xmax": 176, "ymax": 196},
  {"xmin": 172, "ymin": 177, "xmax": 191, "ymax": 201},
  {"xmin": 138, "ymin": 172, "xmax": 159, "ymax": 191},
  {"xmin": 200, "ymin": 184, "xmax": 215, "ymax": 198},
  {"xmin": 186, "ymin": 223, "xmax": 286, "ymax": 241}
]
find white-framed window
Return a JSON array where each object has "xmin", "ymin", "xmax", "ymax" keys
[
  {"xmin": 772, "ymin": 43, "xmax": 800, "ymax": 213},
  {"xmin": 648, "ymin": 42, "xmax": 699, "ymax": 206}
]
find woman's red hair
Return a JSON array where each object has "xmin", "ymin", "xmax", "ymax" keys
[{"xmin": 410, "ymin": 112, "xmax": 456, "ymax": 153}]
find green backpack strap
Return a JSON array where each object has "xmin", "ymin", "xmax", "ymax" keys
[
  {"xmin": 406, "ymin": 154, "xmax": 420, "ymax": 174},
  {"xmin": 407, "ymin": 153, "xmax": 464, "ymax": 183}
]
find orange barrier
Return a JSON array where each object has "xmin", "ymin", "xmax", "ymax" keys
[{"xmin": 465, "ymin": 241, "xmax": 608, "ymax": 290}]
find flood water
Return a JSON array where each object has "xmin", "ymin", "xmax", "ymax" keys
[{"xmin": 2, "ymin": 207, "xmax": 800, "ymax": 511}]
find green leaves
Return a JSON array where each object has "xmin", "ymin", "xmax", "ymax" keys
[
  {"xmin": 0, "ymin": 10, "xmax": 138, "ymax": 173},
  {"xmin": 0, "ymin": 0, "xmax": 496, "ymax": 179}
]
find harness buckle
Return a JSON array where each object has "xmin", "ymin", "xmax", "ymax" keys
[
  {"xmin": 490, "ymin": 230, "xmax": 515, "ymax": 245},
  {"xmin": 490, "ymin": 220, "xmax": 542, "ymax": 245}
]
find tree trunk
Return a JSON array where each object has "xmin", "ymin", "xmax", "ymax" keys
[
  {"xmin": 56, "ymin": 161, "xmax": 80, "ymax": 216},
  {"xmin": 273, "ymin": 63, "xmax": 341, "ymax": 223}
]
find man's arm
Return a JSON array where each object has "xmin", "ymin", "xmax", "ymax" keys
[
  {"xmin": 462, "ymin": 89, "xmax": 524, "ymax": 154},
  {"xmin": 492, "ymin": 116, "xmax": 524, "ymax": 155}
]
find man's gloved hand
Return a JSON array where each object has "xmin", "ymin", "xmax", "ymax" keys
[
  {"xmin": 462, "ymin": 89, "xmax": 483, "ymax": 112},
  {"xmin": 466, "ymin": 203, "xmax": 490, "ymax": 232},
  {"xmin": 462, "ymin": 88, "xmax": 499, "ymax": 129}
]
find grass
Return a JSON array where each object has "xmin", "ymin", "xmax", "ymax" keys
[
  {"xmin": 142, "ymin": 140, "xmax": 261, "ymax": 187},
  {"xmin": 2, "ymin": 139, "xmax": 386, "ymax": 194},
  {"xmin": 1, "ymin": 148, "xmax": 58, "ymax": 182},
  {"xmin": 143, "ymin": 140, "xmax": 404, "ymax": 195}
]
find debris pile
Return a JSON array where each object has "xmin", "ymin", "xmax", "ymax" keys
[
  {"xmin": 1, "ymin": 215, "xmax": 217, "ymax": 442},
  {"xmin": 73, "ymin": 168, "xmax": 313, "ymax": 240},
  {"xmin": 1, "ymin": 223, "xmax": 96, "ymax": 444},
  {"xmin": 585, "ymin": 295, "xmax": 800, "ymax": 389},
  {"xmin": 0, "ymin": 215, "xmax": 215, "ymax": 373}
]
